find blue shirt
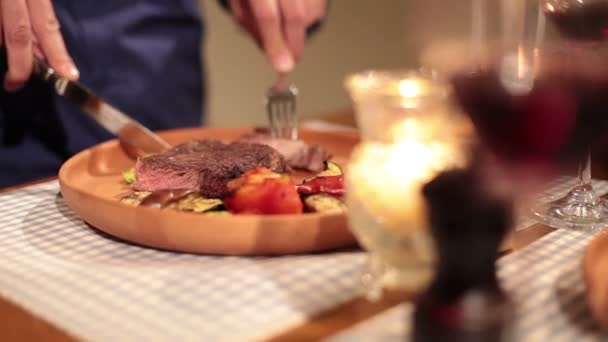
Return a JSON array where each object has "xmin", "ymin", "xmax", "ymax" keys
[{"xmin": 0, "ymin": 0, "xmax": 204, "ymax": 187}]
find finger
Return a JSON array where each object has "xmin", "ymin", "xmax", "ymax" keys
[
  {"xmin": 248, "ymin": 0, "xmax": 294, "ymax": 72},
  {"xmin": 308, "ymin": 0, "xmax": 327, "ymax": 24},
  {"xmin": 235, "ymin": 0, "xmax": 262, "ymax": 47},
  {"xmin": 279, "ymin": 0, "xmax": 306, "ymax": 61},
  {"xmin": 0, "ymin": 5, "xmax": 3, "ymax": 47},
  {"xmin": 229, "ymin": 0, "xmax": 245, "ymax": 23},
  {"xmin": 28, "ymin": 0, "xmax": 79, "ymax": 80},
  {"xmin": 233, "ymin": 0, "xmax": 262, "ymax": 46},
  {"xmin": 3, "ymin": 0, "xmax": 33, "ymax": 92},
  {"xmin": 32, "ymin": 36, "xmax": 44, "ymax": 58}
]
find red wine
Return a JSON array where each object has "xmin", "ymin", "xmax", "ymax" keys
[
  {"xmin": 451, "ymin": 67, "xmax": 608, "ymax": 165},
  {"xmin": 545, "ymin": 2, "xmax": 608, "ymax": 41}
]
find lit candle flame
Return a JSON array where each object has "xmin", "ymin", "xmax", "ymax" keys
[
  {"xmin": 349, "ymin": 117, "xmax": 466, "ymax": 233},
  {"xmin": 398, "ymin": 80, "xmax": 421, "ymax": 98}
]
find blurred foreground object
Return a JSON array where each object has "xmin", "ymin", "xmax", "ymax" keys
[
  {"xmin": 413, "ymin": 167, "xmax": 515, "ymax": 342},
  {"xmin": 344, "ymin": 69, "xmax": 473, "ymax": 300},
  {"xmin": 423, "ymin": 0, "xmax": 608, "ymax": 230}
]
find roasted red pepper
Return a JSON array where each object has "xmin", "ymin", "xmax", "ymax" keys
[{"xmin": 298, "ymin": 175, "xmax": 345, "ymax": 197}]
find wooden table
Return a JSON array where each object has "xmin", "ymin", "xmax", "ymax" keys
[{"xmin": 0, "ymin": 111, "xmax": 558, "ymax": 342}]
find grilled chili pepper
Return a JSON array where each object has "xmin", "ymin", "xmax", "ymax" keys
[{"xmin": 298, "ymin": 175, "xmax": 345, "ymax": 197}]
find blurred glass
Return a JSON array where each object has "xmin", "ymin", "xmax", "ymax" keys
[
  {"xmin": 421, "ymin": 0, "xmax": 608, "ymax": 231},
  {"xmin": 530, "ymin": 0, "xmax": 608, "ymax": 230},
  {"xmin": 344, "ymin": 69, "xmax": 472, "ymax": 300}
]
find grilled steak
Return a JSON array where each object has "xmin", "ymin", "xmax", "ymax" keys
[
  {"xmin": 133, "ymin": 140, "xmax": 288, "ymax": 198},
  {"xmin": 238, "ymin": 133, "xmax": 329, "ymax": 172}
]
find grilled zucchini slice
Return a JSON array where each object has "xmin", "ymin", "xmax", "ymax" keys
[{"xmin": 304, "ymin": 194, "xmax": 347, "ymax": 214}]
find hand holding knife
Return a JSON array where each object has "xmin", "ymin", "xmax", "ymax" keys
[{"xmin": 32, "ymin": 57, "xmax": 171, "ymax": 157}]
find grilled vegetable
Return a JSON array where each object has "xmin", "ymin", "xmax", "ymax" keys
[
  {"xmin": 123, "ymin": 167, "xmax": 136, "ymax": 184},
  {"xmin": 121, "ymin": 191, "xmax": 223, "ymax": 214},
  {"xmin": 303, "ymin": 160, "xmax": 344, "ymax": 183},
  {"xmin": 204, "ymin": 210, "xmax": 232, "ymax": 216},
  {"xmin": 316, "ymin": 161, "xmax": 343, "ymax": 177},
  {"xmin": 225, "ymin": 168, "xmax": 303, "ymax": 215},
  {"xmin": 121, "ymin": 191, "xmax": 151, "ymax": 206},
  {"xmin": 304, "ymin": 194, "xmax": 347, "ymax": 214},
  {"xmin": 168, "ymin": 194, "xmax": 223, "ymax": 213},
  {"xmin": 298, "ymin": 175, "xmax": 345, "ymax": 197}
]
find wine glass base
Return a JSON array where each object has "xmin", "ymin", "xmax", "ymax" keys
[{"xmin": 530, "ymin": 186, "xmax": 608, "ymax": 231}]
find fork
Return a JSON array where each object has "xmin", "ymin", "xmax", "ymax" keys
[{"xmin": 266, "ymin": 73, "xmax": 299, "ymax": 140}]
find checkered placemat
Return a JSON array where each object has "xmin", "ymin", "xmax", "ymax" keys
[
  {"xmin": 326, "ymin": 221, "xmax": 608, "ymax": 341},
  {"xmin": 0, "ymin": 181, "xmax": 366, "ymax": 341},
  {"xmin": 2, "ymin": 177, "xmax": 608, "ymax": 341}
]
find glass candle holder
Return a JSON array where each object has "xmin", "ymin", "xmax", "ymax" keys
[{"xmin": 344, "ymin": 69, "xmax": 471, "ymax": 300}]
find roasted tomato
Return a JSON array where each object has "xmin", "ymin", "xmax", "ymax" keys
[{"xmin": 224, "ymin": 168, "xmax": 303, "ymax": 215}]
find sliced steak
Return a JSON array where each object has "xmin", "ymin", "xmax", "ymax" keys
[
  {"xmin": 133, "ymin": 140, "xmax": 288, "ymax": 198},
  {"xmin": 238, "ymin": 133, "xmax": 330, "ymax": 172}
]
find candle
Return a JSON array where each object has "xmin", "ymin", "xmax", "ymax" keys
[
  {"xmin": 344, "ymin": 70, "xmax": 471, "ymax": 297},
  {"xmin": 348, "ymin": 118, "xmax": 466, "ymax": 234},
  {"xmin": 345, "ymin": 116, "xmax": 467, "ymax": 294}
]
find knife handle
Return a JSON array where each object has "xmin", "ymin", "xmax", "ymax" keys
[
  {"xmin": 32, "ymin": 57, "xmax": 68, "ymax": 95},
  {"xmin": 0, "ymin": 47, "xmax": 65, "ymax": 94}
]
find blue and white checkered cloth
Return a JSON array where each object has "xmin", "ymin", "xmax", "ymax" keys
[
  {"xmin": 326, "ymin": 229, "xmax": 607, "ymax": 341},
  {"xmin": 1, "ymin": 177, "xmax": 608, "ymax": 341},
  {"xmin": 0, "ymin": 181, "xmax": 366, "ymax": 341},
  {"xmin": 326, "ymin": 178, "xmax": 608, "ymax": 342}
]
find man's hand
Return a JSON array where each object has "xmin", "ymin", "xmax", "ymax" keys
[
  {"xmin": 227, "ymin": 0, "xmax": 327, "ymax": 73},
  {"xmin": 1, "ymin": 0, "xmax": 79, "ymax": 92}
]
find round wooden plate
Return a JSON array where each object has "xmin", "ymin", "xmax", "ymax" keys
[
  {"xmin": 583, "ymin": 230, "xmax": 608, "ymax": 331},
  {"xmin": 58, "ymin": 127, "xmax": 359, "ymax": 256}
]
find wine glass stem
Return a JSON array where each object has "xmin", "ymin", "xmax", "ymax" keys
[{"xmin": 577, "ymin": 150, "xmax": 592, "ymax": 187}]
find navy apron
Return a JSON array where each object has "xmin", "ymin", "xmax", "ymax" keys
[{"xmin": 0, "ymin": 0, "xmax": 204, "ymax": 188}]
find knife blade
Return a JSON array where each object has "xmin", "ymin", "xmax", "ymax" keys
[{"xmin": 32, "ymin": 57, "xmax": 171, "ymax": 156}]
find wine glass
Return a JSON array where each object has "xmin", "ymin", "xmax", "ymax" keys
[
  {"xmin": 529, "ymin": 0, "xmax": 608, "ymax": 231},
  {"xmin": 423, "ymin": 0, "xmax": 608, "ymax": 231}
]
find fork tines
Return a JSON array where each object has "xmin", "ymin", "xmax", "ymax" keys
[{"xmin": 266, "ymin": 82, "xmax": 298, "ymax": 140}]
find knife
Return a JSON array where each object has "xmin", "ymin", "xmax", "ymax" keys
[{"xmin": 32, "ymin": 57, "xmax": 171, "ymax": 156}]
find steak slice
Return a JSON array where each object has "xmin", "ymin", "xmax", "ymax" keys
[
  {"xmin": 133, "ymin": 140, "xmax": 288, "ymax": 198},
  {"xmin": 238, "ymin": 133, "xmax": 330, "ymax": 172}
]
